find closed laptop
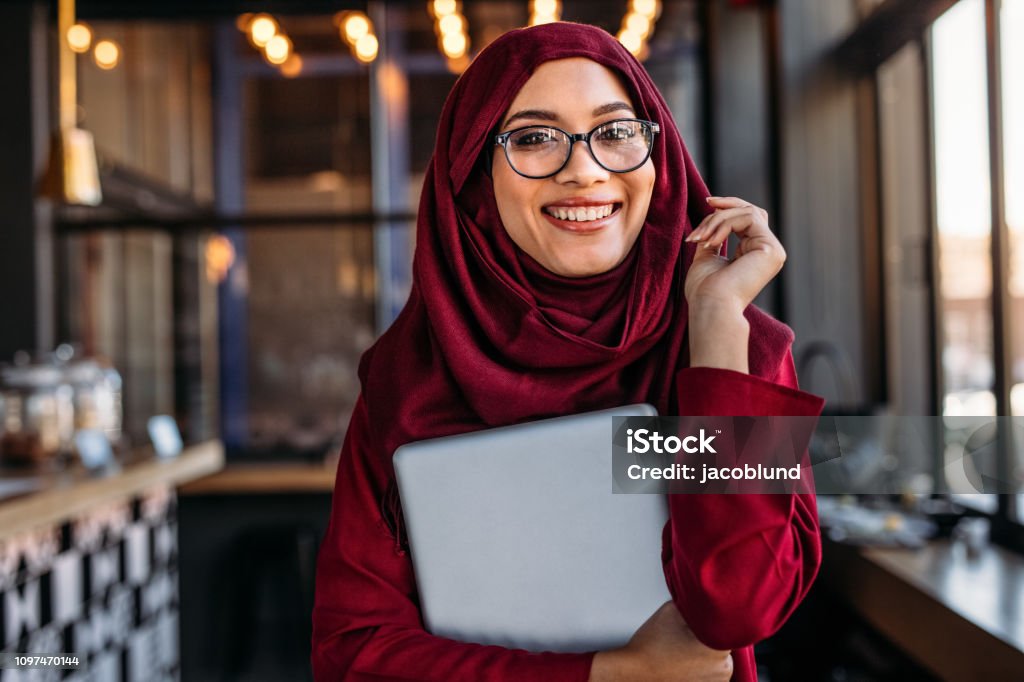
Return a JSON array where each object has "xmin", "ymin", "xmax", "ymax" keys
[{"xmin": 393, "ymin": 404, "xmax": 670, "ymax": 653}]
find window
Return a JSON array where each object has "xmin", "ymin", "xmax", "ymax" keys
[
  {"xmin": 1000, "ymin": 0, "xmax": 1024, "ymax": 520},
  {"xmin": 874, "ymin": 0, "xmax": 1024, "ymax": 533},
  {"xmin": 932, "ymin": 0, "xmax": 994, "ymax": 418},
  {"xmin": 927, "ymin": 0, "xmax": 1024, "ymax": 523}
]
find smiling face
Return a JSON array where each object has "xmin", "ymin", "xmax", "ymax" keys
[{"xmin": 491, "ymin": 58, "xmax": 657, "ymax": 278}]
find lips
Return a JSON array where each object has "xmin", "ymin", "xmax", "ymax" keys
[
  {"xmin": 543, "ymin": 204, "xmax": 616, "ymax": 221},
  {"xmin": 542, "ymin": 199, "xmax": 623, "ymax": 224},
  {"xmin": 541, "ymin": 201, "xmax": 623, "ymax": 232}
]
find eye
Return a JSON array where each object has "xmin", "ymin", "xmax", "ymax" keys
[
  {"xmin": 596, "ymin": 122, "xmax": 638, "ymax": 143},
  {"xmin": 509, "ymin": 128, "xmax": 561, "ymax": 150}
]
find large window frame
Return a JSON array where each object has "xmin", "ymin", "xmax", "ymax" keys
[{"xmin": 849, "ymin": 0, "xmax": 1023, "ymax": 550}]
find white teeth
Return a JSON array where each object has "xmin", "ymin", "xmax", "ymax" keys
[{"xmin": 545, "ymin": 204, "xmax": 616, "ymax": 222}]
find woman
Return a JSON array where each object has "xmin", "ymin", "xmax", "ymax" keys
[{"xmin": 312, "ymin": 21, "xmax": 824, "ymax": 682}]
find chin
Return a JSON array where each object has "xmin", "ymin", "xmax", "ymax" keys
[{"xmin": 552, "ymin": 253, "xmax": 623, "ymax": 278}]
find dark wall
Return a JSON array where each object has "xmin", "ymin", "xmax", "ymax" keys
[
  {"xmin": 776, "ymin": 0, "xmax": 873, "ymax": 408},
  {"xmin": 177, "ymin": 492, "xmax": 332, "ymax": 682},
  {"xmin": 0, "ymin": 1, "xmax": 54, "ymax": 359}
]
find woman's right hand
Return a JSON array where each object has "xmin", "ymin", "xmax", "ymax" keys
[{"xmin": 589, "ymin": 602, "xmax": 733, "ymax": 681}]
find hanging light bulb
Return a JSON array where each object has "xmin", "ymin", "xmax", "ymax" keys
[
  {"xmin": 249, "ymin": 14, "xmax": 278, "ymax": 47},
  {"xmin": 41, "ymin": 0, "xmax": 102, "ymax": 206},
  {"xmin": 625, "ymin": 13, "xmax": 652, "ymax": 39},
  {"xmin": 264, "ymin": 34, "xmax": 291, "ymax": 65},
  {"xmin": 280, "ymin": 54, "xmax": 303, "ymax": 78},
  {"xmin": 93, "ymin": 39, "xmax": 120, "ymax": 69},
  {"xmin": 617, "ymin": 29, "xmax": 643, "ymax": 56},
  {"xmin": 67, "ymin": 23, "xmax": 92, "ymax": 53},
  {"xmin": 438, "ymin": 13, "xmax": 465, "ymax": 35},
  {"xmin": 441, "ymin": 31, "xmax": 467, "ymax": 59},
  {"xmin": 354, "ymin": 34, "xmax": 379, "ymax": 63},
  {"xmin": 630, "ymin": 0, "xmax": 661, "ymax": 20},
  {"xmin": 431, "ymin": 0, "xmax": 458, "ymax": 17},
  {"xmin": 343, "ymin": 12, "xmax": 371, "ymax": 44}
]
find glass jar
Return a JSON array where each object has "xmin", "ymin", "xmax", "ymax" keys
[
  {"xmin": 54, "ymin": 345, "xmax": 124, "ymax": 450},
  {"xmin": 0, "ymin": 364, "xmax": 73, "ymax": 469},
  {"xmin": 99, "ymin": 363, "xmax": 123, "ymax": 446},
  {"xmin": 63, "ymin": 359, "xmax": 105, "ymax": 432}
]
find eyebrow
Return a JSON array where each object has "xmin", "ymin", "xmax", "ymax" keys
[{"xmin": 502, "ymin": 101, "xmax": 636, "ymax": 128}]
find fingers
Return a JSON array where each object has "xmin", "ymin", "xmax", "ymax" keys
[
  {"xmin": 687, "ymin": 198, "xmax": 778, "ymax": 256},
  {"xmin": 712, "ymin": 244, "xmax": 786, "ymax": 301},
  {"xmin": 689, "ymin": 212, "xmax": 758, "ymax": 251},
  {"xmin": 688, "ymin": 203, "xmax": 769, "ymax": 243},
  {"xmin": 690, "ymin": 214, "xmax": 778, "ymax": 258},
  {"xmin": 705, "ymin": 195, "xmax": 749, "ymax": 209}
]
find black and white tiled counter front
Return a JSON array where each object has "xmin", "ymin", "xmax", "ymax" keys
[{"xmin": 2, "ymin": 486, "xmax": 180, "ymax": 682}]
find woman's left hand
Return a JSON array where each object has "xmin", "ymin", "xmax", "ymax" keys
[{"xmin": 683, "ymin": 196, "xmax": 786, "ymax": 373}]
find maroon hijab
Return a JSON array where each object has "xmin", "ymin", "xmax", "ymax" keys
[{"xmin": 359, "ymin": 22, "xmax": 793, "ymax": 461}]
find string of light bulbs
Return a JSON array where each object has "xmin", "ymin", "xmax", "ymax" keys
[
  {"xmin": 237, "ymin": 13, "xmax": 304, "ymax": 77},
  {"xmin": 429, "ymin": 0, "xmax": 470, "ymax": 73},
  {"xmin": 230, "ymin": 1, "xmax": 661, "ymax": 80},
  {"xmin": 335, "ymin": 10, "xmax": 380, "ymax": 64},
  {"xmin": 65, "ymin": 22, "xmax": 122, "ymax": 70},
  {"xmin": 617, "ymin": 0, "xmax": 661, "ymax": 60}
]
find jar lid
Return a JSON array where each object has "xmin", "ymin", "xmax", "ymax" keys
[{"xmin": 1, "ymin": 363, "xmax": 64, "ymax": 388}]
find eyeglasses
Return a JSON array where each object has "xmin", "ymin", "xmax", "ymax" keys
[{"xmin": 494, "ymin": 118, "xmax": 660, "ymax": 179}]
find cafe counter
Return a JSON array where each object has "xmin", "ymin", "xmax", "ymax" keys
[{"xmin": 0, "ymin": 441, "xmax": 224, "ymax": 679}]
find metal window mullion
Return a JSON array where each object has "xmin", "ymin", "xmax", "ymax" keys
[
  {"xmin": 369, "ymin": 1, "xmax": 412, "ymax": 336},
  {"xmin": 212, "ymin": 19, "xmax": 249, "ymax": 452},
  {"xmin": 921, "ymin": 34, "xmax": 942, "ymax": 489},
  {"xmin": 984, "ymin": 0, "xmax": 1013, "ymax": 510},
  {"xmin": 922, "ymin": 30, "xmax": 948, "ymax": 492}
]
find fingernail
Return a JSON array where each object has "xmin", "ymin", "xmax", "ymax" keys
[{"xmin": 706, "ymin": 196, "xmax": 715, "ymax": 203}]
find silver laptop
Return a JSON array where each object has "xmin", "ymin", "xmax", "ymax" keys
[{"xmin": 393, "ymin": 404, "xmax": 670, "ymax": 654}]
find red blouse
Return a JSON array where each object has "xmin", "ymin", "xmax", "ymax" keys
[{"xmin": 312, "ymin": 355, "xmax": 825, "ymax": 681}]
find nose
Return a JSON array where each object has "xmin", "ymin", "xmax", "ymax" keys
[{"xmin": 554, "ymin": 139, "xmax": 609, "ymax": 185}]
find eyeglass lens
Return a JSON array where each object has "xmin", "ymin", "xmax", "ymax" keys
[{"xmin": 503, "ymin": 120, "xmax": 654, "ymax": 178}]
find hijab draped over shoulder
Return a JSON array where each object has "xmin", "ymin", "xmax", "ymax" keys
[{"xmin": 359, "ymin": 22, "xmax": 794, "ymax": 461}]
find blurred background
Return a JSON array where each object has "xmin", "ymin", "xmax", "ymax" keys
[{"xmin": 1, "ymin": 0, "xmax": 1023, "ymax": 680}]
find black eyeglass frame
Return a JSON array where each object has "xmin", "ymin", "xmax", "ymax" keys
[{"xmin": 493, "ymin": 118, "xmax": 661, "ymax": 179}]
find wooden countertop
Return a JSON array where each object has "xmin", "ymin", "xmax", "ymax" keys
[
  {"xmin": 179, "ymin": 460, "xmax": 337, "ymax": 495},
  {"xmin": 821, "ymin": 536, "xmax": 1024, "ymax": 680},
  {"xmin": 0, "ymin": 440, "xmax": 224, "ymax": 541}
]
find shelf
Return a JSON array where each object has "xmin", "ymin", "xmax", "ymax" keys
[
  {"xmin": 179, "ymin": 460, "xmax": 337, "ymax": 495},
  {"xmin": 0, "ymin": 440, "xmax": 224, "ymax": 541},
  {"xmin": 821, "ymin": 536, "xmax": 1024, "ymax": 679}
]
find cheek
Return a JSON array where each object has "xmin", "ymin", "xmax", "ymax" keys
[
  {"xmin": 492, "ymin": 166, "xmax": 537, "ymax": 237},
  {"xmin": 628, "ymin": 168, "xmax": 656, "ymax": 228},
  {"xmin": 492, "ymin": 166, "xmax": 516, "ymax": 220},
  {"xmin": 493, "ymin": 166, "xmax": 540, "ymax": 223}
]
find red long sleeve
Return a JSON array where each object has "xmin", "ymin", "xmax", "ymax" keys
[
  {"xmin": 311, "ymin": 396, "xmax": 595, "ymax": 682},
  {"xmin": 665, "ymin": 355, "xmax": 825, "ymax": 680},
  {"xmin": 313, "ymin": 353, "xmax": 823, "ymax": 682}
]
